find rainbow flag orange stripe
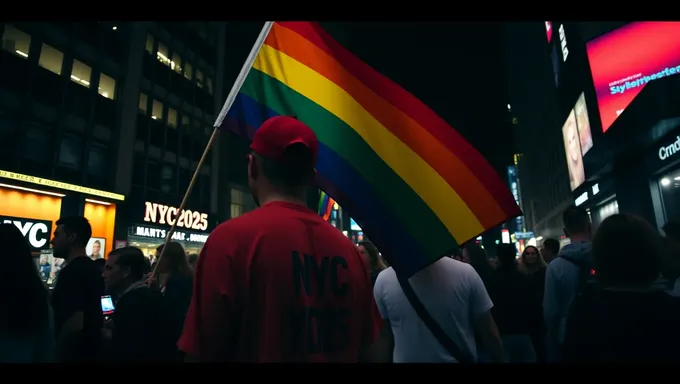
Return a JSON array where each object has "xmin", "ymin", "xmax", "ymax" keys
[
  {"xmin": 223, "ymin": 22, "xmax": 521, "ymax": 277},
  {"xmin": 318, "ymin": 191, "xmax": 335, "ymax": 222}
]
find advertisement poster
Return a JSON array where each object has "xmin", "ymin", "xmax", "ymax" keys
[
  {"xmin": 574, "ymin": 93, "xmax": 593, "ymax": 155},
  {"xmin": 86, "ymin": 237, "xmax": 106, "ymax": 260},
  {"xmin": 586, "ymin": 22, "xmax": 680, "ymax": 133},
  {"xmin": 562, "ymin": 110, "xmax": 586, "ymax": 190}
]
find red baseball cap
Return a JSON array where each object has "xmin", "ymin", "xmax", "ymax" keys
[{"xmin": 250, "ymin": 116, "xmax": 319, "ymax": 164}]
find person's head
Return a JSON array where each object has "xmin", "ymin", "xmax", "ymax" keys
[
  {"xmin": 520, "ymin": 245, "xmax": 546, "ymax": 273},
  {"xmin": 541, "ymin": 238, "xmax": 560, "ymax": 263},
  {"xmin": 187, "ymin": 253, "xmax": 199, "ymax": 269},
  {"xmin": 247, "ymin": 116, "xmax": 318, "ymax": 207},
  {"xmin": 663, "ymin": 221, "xmax": 680, "ymax": 243},
  {"xmin": 102, "ymin": 247, "xmax": 150, "ymax": 293},
  {"xmin": 0, "ymin": 224, "xmax": 49, "ymax": 333},
  {"xmin": 92, "ymin": 240, "xmax": 101, "ymax": 256},
  {"xmin": 497, "ymin": 243, "xmax": 518, "ymax": 269},
  {"xmin": 358, "ymin": 241, "xmax": 385, "ymax": 271},
  {"xmin": 156, "ymin": 242, "xmax": 193, "ymax": 278},
  {"xmin": 593, "ymin": 213, "xmax": 664, "ymax": 287},
  {"xmin": 562, "ymin": 205, "xmax": 591, "ymax": 241},
  {"xmin": 51, "ymin": 216, "xmax": 92, "ymax": 260},
  {"xmin": 93, "ymin": 257, "xmax": 106, "ymax": 273},
  {"xmin": 463, "ymin": 242, "xmax": 488, "ymax": 268}
]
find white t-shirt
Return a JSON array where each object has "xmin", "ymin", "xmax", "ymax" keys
[{"xmin": 373, "ymin": 257, "xmax": 493, "ymax": 363}]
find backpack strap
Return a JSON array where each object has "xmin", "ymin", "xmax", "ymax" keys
[{"xmin": 396, "ymin": 273, "xmax": 474, "ymax": 363}]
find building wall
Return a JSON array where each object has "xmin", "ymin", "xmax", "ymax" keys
[
  {"xmin": 0, "ymin": 22, "xmax": 239, "ymax": 230},
  {"xmin": 503, "ymin": 22, "xmax": 576, "ymax": 239}
]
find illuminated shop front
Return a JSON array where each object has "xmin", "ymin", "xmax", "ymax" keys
[
  {"xmin": 123, "ymin": 201, "xmax": 211, "ymax": 258},
  {"xmin": 0, "ymin": 169, "xmax": 123, "ymax": 286}
]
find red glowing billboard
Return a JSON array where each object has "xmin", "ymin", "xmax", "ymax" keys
[
  {"xmin": 586, "ymin": 22, "xmax": 680, "ymax": 133},
  {"xmin": 545, "ymin": 22, "xmax": 552, "ymax": 43}
]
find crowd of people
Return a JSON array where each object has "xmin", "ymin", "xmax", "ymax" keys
[{"xmin": 3, "ymin": 115, "xmax": 680, "ymax": 362}]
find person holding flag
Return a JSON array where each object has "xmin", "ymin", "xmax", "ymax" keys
[{"xmin": 178, "ymin": 116, "xmax": 383, "ymax": 362}]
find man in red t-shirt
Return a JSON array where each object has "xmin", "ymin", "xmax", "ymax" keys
[{"xmin": 178, "ymin": 116, "xmax": 382, "ymax": 362}]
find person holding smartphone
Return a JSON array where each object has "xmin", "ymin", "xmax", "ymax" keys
[{"xmin": 101, "ymin": 247, "xmax": 177, "ymax": 362}]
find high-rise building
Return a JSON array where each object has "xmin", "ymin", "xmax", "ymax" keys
[
  {"xmin": 505, "ymin": 21, "xmax": 680, "ymax": 242},
  {"xmin": 0, "ymin": 22, "xmax": 254, "ymax": 265}
]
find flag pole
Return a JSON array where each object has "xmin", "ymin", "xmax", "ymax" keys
[{"xmin": 150, "ymin": 21, "xmax": 275, "ymax": 280}]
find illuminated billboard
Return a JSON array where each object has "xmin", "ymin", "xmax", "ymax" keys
[
  {"xmin": 545, "ymin": 22, "xmax": 552, "ymax": 43},
  {"xmin": 562, "ymin": 110, "xmax": 585, "ymax": 191},
  {"xmin": 574, "ymin": 93, "xmax": 593, "ymax": 155},
  {"xmin": 586, "ymin": 22, "xmax": 680, "ymax": 133}
]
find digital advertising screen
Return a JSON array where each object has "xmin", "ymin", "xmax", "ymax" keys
[
  {"xmin": 86, "ymin": 237, "xmax": 106, "ymax": 260},
  {"xmin": 574, "ymin": 93, "xmax": 593, "ymax": 155},
  {"xmin": 545, "ymin": 22, "xmax": 553, "ymax": 43},
  {"xmin": 562, "ymin": 110, "xmax": 586, "ymax": 190},
  {"xmin": 586, "ymin": 22, "xmax": 680, "ymax": 133}
]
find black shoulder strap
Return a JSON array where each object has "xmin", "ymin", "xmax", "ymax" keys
[{"xmin": 396, "ymin": 274, "xmax": 474, "ymax": 363}]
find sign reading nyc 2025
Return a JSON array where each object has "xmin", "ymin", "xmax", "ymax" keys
[{"xmin": 586, "ymin": 22, "xmax": 680, "ymax": 133}]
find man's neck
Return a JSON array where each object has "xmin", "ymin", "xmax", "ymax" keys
[
  {"xmin": 65, "ymin": 248, "xmax": 88, "ymax": 264},
  {"xmin": 259, "ymin": 192, "xmax": 306, "ymax": 208},
  {"xmin": 569, "ymin": 233, "xmax": 590, "ymax": 243}
]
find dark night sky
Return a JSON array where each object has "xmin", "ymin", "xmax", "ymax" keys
[{"xmin": 224, "ymin": 22, "xmax": 513, "ymax": 174}]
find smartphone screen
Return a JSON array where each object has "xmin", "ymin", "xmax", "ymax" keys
[{"xmin": 101, "ymin": 295, "xmax": 115, "ymax": 316}]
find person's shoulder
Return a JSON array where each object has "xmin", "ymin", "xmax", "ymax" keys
[{"xmin": 374, "ymin": 267, "xmax": 395, "ymax": 290}]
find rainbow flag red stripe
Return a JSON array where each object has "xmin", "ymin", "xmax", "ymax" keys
[{"xmin": 223, "ymin": 22, "xmax": 521, "ymax": 277}]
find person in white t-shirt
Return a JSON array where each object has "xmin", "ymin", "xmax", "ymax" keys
[{"xmin": 373, "ymin": 257, "xmax": 504, "ymax": 363}]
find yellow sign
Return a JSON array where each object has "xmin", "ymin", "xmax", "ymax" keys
[{"xmin": 0, "ymin": 169, "xmax": 125, "ymax": 201}]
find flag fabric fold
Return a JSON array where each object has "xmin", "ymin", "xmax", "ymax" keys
[{"xmin": 221, "ymin": 21, "xmax": 521, "ymax": 277}]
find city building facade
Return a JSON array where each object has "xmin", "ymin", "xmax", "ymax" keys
[
  {"xmin": 0, "ymin": 22, "xmax": 256, "ymax": 270},
  {"xmin": 506, "ymin": 21, "xmax": 680, "ymax": 244}
]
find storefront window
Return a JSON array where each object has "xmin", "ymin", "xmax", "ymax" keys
[{"xmin": 658, "ymin": 169, "xmax": 680, "ymax": 223}]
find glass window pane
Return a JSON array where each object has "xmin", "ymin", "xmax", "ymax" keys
[
  {"xmin": 171, "ymin": 52, "xmax": 182, "ymax": 74},
  {"xmin": 184, "ymin": 61, "xmax": 193, "ymax": 81},
  {"xmin": 59, "ymin": 135, "xmax": 83, "ymax": 168},
  {"xmin": 145, "ymin": 34, "xmax": 154, "ymax": 54},
  {"xmin": 138, "ymin": 92, "xmax": 148, "ymax": 114},
  {"xmin": 38, "ymin": 43, "xmax": 63, "ymax": 75},
  {"xmin": 71, "ymin": 59, "xmax": 92, "ymax": 88},
  {"xmin": 196, "ymin": 69, "xmax": 204, "ymax": 88},
  {"xmin": 206, "ymin": 77, "xmax": 213, "ymax": 95},
  {"xmin": 2, "ymin": 25, "xmax": 31, "ymax": 59},
  {"xmin": 98, "ymin": 73, "xmax": 116, "ymax": 100},
  {"xmin": 168, "ymin": 108, "xmax": 177, "ymax": 128},
  {"xmin": 87, "ymin": 143, "xmax": 108, "ymax": 175},
  {"xmin": 157, "ymin": 42, "xmax": 170, "ymax": 67},
  {"xmin": 181, "ymin": 115, "xmax": 190, "ymax": 131},
  {"xmin": 151, "ymin": 99, "xmax": 163, "ymax": 120}
]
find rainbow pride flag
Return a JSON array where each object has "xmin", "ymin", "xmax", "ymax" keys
[
  {"xmin": 222, "ymin": 22, "xmax": 521, "ymax": 277},
  {"xmin": 318, "ymin": 191, "xmax": 335, "ymax": 222}
]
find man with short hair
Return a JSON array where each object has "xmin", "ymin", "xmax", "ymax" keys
[
  {"xmin": 543, "ymin": 206, "xmax": 593, "ymax": 362},
  {"xmin": 541, "ymin": 238, "xmax": 561, "ymax": 264},
  {"xmin": 50, "ymin": 216, "xmax": 104, "ymax": 361},
  {"xmin": 178, "ymin": 116, "xmax": 382, "ymax": 362},
  {"xmin": 102, "ymin": 247, "xmax": 177, "ymax": 362}
]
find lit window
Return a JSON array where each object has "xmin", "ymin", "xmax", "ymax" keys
[
  {"xmin": 157, "ymin": 42, "xmax": 171, "ymax": 67},
  {"xmin": 231, "ymin": 188, "xmax": 244, "ymax": 204},
  {"xmin": 70, "ymin": 60, "xmax": 92, "ymax": 88},
  {"xmin": 2, "ymin": 25, "xmax": 31, "ymax": 59},
  {"xmin": 181, "ymin": 115, "xmax": 190, "ymax": 131},
  {"xmin": 98, "ymin": 73, "xmax": 116, "ymax": 100},
  {"xmin": 145, "ymin": 34, "xmax": 154, "ymax": 54},
  {"xmin": 168, "ymin": 108, "xmax": 178, "ymax": 128},
  {"xmin": 206, "ymin": 77, "xmax": 213, "ymax": 95},
  {"xmin": 171, "ymin": 52, "xmax": 182, "ymax": 74},
  {"xmin": 138, "ymin": 92, "xmax": 148, "ymax": 114},
  {"xmin": 38, "ymin": 43, "xmax": 64, "ymax": 75},
  {"xmin": 196, "ymin": 69, "xmax": 204, "ymax": 88},
  {"xmin": 184, "ymin": 61, "xmax": 193, "ymax": 81},
  {"xmin": 230, "ymin": 204, "xmax": 242, "ymax": 219},
  {"xmin": 151, "ymin": 99, "xmax": 163, "ymax": 121}
]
